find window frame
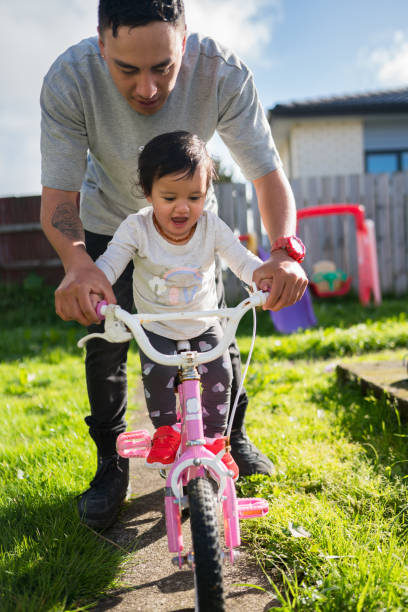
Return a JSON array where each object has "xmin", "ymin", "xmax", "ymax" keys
[{"xmin": 365, "ymin": 149, "xmax": 408, "ymax": 173}]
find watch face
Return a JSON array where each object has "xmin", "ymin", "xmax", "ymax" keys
[
  {"xmin": 289, "ymin": 236, "xmax": 303, "ymax": 254},
  {"xmin": 272, "ymin": 235, "xmax": 305, "ymax": 261},
  {"xmin": 287, "ymin": 236, "xmax": 305, "ymax": 261}
]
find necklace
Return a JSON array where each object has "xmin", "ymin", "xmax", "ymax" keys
[{"xmin": 153, "ymin": 214, "xmax": 196, "ymax": 244}]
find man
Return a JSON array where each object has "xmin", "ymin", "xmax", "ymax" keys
[{"xmin": 40, "ymin": 0, "xmax": 308, "ymax": 530}]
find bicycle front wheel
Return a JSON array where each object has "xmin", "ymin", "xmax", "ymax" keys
[{"xmin": 187, "ymin": 477, "xmax": 225, "ymax": 611}]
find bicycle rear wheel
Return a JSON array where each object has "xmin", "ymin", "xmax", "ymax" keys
[{"xmin": 187, "ymin": 476, "xmax": 225, "ymax": 611}]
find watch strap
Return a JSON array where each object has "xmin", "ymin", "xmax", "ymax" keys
[{"xmin": 271, "ymin": 235, "xmax": 305, "ymax": 262}]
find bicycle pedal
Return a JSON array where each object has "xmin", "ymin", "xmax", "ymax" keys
[
  {"xmin": 116, "ymin": 430, "xmax": 151, "ymax": 458},
  {"xmin": 237, "ymin": 497, "xmax": 269, "ymax": 519}
]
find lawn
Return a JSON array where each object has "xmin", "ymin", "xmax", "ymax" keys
[{"xmin": 1, "ymin": 277, "xmax": 407, "ymax": 611}]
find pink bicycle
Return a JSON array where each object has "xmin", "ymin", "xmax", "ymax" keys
[{"xmin": 78, "ymin": 289, "xmax": 269, "ymax": 611}]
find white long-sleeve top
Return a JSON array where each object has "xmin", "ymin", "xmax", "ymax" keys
[{"xmin": 95, "ymin": 208, "xmax": 262, "ymax": 340}]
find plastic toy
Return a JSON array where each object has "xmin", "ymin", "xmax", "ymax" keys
[
  {"xmin": 310, "ymin": 259, "xmax": 352, "ymax": 297},
  {"xmin": 297, "ymin": 204, "xmax": 381, "ymax": 306},
  {"xmin": 238, "ymin": 233, "xmax": 258, "ymax": 254},
  {"xmin": 258, "ymin": 245, "xmax": 317, "ymax": 333}
]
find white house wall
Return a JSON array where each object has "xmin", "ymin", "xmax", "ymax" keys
[
  {"xmin": 279, "ymin": 140, "xmax": 291, "ymax": 176},
  {"xmin": 290, "ymin": 119, "xmax": 364, "ymax": 178}
]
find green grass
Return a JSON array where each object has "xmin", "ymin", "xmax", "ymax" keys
[
  {"xmin": 0, "ymin": 279, "xmax": 140, "ymax": 611},
  {"xmin": 237, "ymin": 297, "xmax": 408, "ymax": 610},
  {"xmin": 1, "ymin": 277, "xmax": 408, "ymax": 610}
]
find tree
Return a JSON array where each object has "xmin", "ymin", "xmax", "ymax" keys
[{"xmin": 213, "ymin": 157, "xmax": 233, "ymax": 183}]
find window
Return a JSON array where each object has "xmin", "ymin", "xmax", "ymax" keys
[{"xmin": 366, "ymin": 150, "xmax": 408, "ymax": 173}]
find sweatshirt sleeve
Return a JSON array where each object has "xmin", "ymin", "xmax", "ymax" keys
[
  {"xmin": 212, "ymin": 214, "xmax": 263, "ymax": 285},
  {"xmin": 95, "ymin": 215, "xmax": 140, "ymax": 284},
  {"xmin": 216, "ymin": 66, "xmax": 281, "ymax": 182},
  {"xmin": 40, "ymin": 73, "xmax": 89, "ymax": 191}
]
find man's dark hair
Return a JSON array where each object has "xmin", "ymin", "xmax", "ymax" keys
[
  {"xmin": 98, "ymin": 0, "xmax": 185, "ymax": 37},
  {"xmin": 138, "ymin": 131, "xmax": 216, "ymax": 196}
]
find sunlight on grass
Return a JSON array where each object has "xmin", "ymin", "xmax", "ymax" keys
[{"xmin": 237, "ymin": 336, "xmax": 408, "ymax": 610}]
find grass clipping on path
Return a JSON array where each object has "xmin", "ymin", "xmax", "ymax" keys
[{"xmin": 1, "ymin": 280, "xmax": 408, "ymax": 611}]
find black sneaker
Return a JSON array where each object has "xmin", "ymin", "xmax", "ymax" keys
[
  {"xmin": 77, "ymin": 454, "xmax": 130, "ymax": 530},
  {"xmin": 230, "ymin": 427, "xmax": 275, "ymax": 476}
]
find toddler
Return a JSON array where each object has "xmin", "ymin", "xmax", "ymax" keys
[{"xmin": 94, "ymin": 131, "xmax": 271, "ymax": 478}]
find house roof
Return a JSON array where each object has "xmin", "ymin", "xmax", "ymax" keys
[{"xmin": 269, "ymin": 87, "xmax": 408, "ymax": 119}]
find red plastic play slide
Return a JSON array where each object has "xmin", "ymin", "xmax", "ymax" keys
[{"xmin": 297, "ymin": 204, "xmax": 381, "ymax": 306}]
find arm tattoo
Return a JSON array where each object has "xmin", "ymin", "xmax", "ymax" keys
[{"xmin": 52, "ymin": 201, "xmax": 85, "ymax": 242}]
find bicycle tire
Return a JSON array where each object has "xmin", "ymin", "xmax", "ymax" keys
[{"xmin": 187, "ymin": 477, "xmax": 225, "ymax": 611}]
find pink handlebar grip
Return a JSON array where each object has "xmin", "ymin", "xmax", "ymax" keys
[
  {"xmin": 116, "ymin": 430, "xmax": 152, "ymax": 458},
  {"xmin": 96, "ymin": 300, "xmax": 108, "ymax": 321},
  {"xmin": 237, "ymin": 497, "xmax": 269, "ymax": 519}
]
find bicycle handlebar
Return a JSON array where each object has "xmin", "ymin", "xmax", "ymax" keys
[{"xmin": 78, "ymin": 289, "xmax": 267, "ymax": 367}]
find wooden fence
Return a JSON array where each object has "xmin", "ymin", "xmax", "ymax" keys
[
  {"xmin": 290, "ymin": 172, "xmax": 408, "ymax": 297},
  {"xmin": 216, "ymin": 171, "xmax": 408, "ymax": 300},
  {"xmin": 1, "ymin": 172, "xmax": 408, "ymax": 299},
  {"xmin": 0, "ymin": 195, "xmax": 62, "ymax": 285}
]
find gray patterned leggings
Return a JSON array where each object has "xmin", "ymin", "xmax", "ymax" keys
[{"xmin": 139, "ymin": 322, "xmax": 233, "ymax": 438}]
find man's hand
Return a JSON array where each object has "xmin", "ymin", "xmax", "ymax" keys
[
  {"xmin": 252, "ymin": 250, "xmax": 308, "ymax": 311},
  {"xmin": 55, "ymin": 256, "xmax": 117, "ymax": 326}
]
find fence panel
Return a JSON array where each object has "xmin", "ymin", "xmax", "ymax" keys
[
  {"xmin": 375, "ymin": 174, "xmax": 393, "ymax": 293},
  {"xmin": 215, "ymin": 183, "xmax": 248, "ymax": 302},
  {"xmin": 390, "ymin": 173, "xmax": 408, "ymax": 295},
  {"xmin": 292, "ymin": 172, "xmax": 408, "ymax": 297},
  {"xmin": 0, "ymin": 196, "xmax": 63, "ymax": 284}
]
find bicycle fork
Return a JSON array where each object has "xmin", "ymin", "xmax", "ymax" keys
[{"xmin": 164, "ymin": 361, "xmax": 263, "ymax": 567}]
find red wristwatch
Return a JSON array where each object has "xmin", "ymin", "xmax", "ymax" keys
[{"xmin": 271, "ymin": 235, "xmax": 305, "ymax": 263}]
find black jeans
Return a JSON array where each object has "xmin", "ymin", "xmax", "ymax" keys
[{"xmin": 84, "ymin": 230, "xmax": 249, "ymax": 457}]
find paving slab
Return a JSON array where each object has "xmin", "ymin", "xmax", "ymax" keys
[{"xmin": 336, "ymin": 360, "xmax": 408, "ymax": 416}]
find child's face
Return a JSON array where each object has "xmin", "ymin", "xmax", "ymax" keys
[{"xmin": 147, "ymin": 165, "xmax": 208, "ymax": 243}]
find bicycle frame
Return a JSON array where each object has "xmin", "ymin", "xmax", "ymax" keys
[
  {"xmin": 164, "ymin": 351, "xmax": 240, "ymax": 567},
  {"xmin": 78, "ymin": 289, "xmax": 270, "ymax": 569}
]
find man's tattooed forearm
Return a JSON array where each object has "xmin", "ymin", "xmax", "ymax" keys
[{"xmin": 52, "ymin": 202, "xmax": 85, "ymax": 241}]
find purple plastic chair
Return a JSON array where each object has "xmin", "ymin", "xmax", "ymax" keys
[{"xmin": 258, "ymin": 246, "xmax": 317, "ymax": 334}]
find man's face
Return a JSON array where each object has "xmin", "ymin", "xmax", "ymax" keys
[{"xmin": 99, "ymin": 21, "xmax": 186, "ymax": 115}]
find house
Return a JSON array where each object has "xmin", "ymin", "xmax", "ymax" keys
[{"xmin": 268, "ymin": 87, "xmax": 408, "ymax": 179}]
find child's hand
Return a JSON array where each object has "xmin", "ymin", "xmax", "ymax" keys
[
  {"xmin": 89, "ymin": 292, "xmax": 103, "ymax": 313},
  {"xmin": 252, "ymin": 266, "xmax": 273, "ymax": 309},
  {"xmin": 258, "ymin": 279, "xmax": 272, "ymax": 293}
]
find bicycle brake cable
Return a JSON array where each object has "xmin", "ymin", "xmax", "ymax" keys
[{"xmin": 226, "ymin": 286, "xmax": 257, "ymax": 439}]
